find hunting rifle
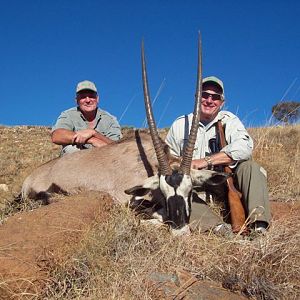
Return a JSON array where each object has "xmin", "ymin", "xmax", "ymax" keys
[{"xmin": 216, "ymin": 121, "xmax": 246, "ymax": 233}]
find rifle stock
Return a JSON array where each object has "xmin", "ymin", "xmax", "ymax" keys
[{"xmin": 217, "ymin": 121, "xmax": 246, "ymax": 233}]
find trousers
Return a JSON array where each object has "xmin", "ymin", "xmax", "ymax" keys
[
  {"xmin": 60, "ymin": 144, "xmax": 93, "ymax": 156},
  {"xmin": 235, "ymin": 160, "xmax": 271, "ymax": 224},
  {"xmin": 189, "ymin": 160, "xmax": 271, "ymax": 232}
]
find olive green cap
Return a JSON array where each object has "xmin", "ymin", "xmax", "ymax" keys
[{"xmin": 76, "ymin": 80, "xmax": 97, "ymax": 93}]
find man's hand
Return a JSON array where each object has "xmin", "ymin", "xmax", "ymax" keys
[
  {"xmin": 73, "ymin": 130, "xmax": 113, "ymax": 148},
  {"xmin": 191, "ymin": 159, "xmax": 208, "ymax": 170},
  {"xmin": 88, "ymin": 137, "xmax": 108, "ymax": 148},
  {"xmin": 72, "ymin": 129, "xmax": 96, "ymax": 145},
  {"xmin": 191, "ymin": 152, "xmax": 234, "ymax": 170}
]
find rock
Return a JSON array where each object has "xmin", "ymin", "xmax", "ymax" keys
[
  {"xmin": 148, "ymin": 269, "xmax": 248, "ymax": 300},
  {"xmin": 0, "ymin": 184, "xmax": 8, "ymax": 192}
]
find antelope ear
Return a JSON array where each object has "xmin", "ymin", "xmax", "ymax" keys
[
  {"xmin": 191, "ymin": 169, "xmax": 228, "ymax": 186},
  {"xmin": 124, "ymin": 174, "xmax": 160, "ymax": 195},
  {"xmin": 205, "ymin": 173, "xmax": 229, "ymax": 186},
  {"xmin": 125, "ymin": 185, "xmax": 150, "ymax": 196}
]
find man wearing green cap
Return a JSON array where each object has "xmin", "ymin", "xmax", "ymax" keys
[
  {"xmin": 52, "ymin": 80, "xmax": 122, "ymax": 155},
  {"xmin": 165, "ymin": 76, "xmax": 271, "ymax": 234}
]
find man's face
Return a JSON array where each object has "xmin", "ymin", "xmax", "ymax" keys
[
  {"xmin": 200, "ymin": 84, "xmax": 224, "ymax": 121},
  {"xmin": 76, "ymin": 90, "xmax": 99, "ymax": 114}
]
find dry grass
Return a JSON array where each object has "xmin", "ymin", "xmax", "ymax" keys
[
  {"xmin": 249, "ymin": 125, "xmax": 300, "ymax": 201},
  {"xmin": 40, "ymin": 205, "xmax": 300, "ymax": 299},
  {"xmin": 0, "ymin": 124, "xmax": 299, "ymax": 299},
  {"xmin": 0, "ymin": 126, "xmax": 59, "ymax": 210}
]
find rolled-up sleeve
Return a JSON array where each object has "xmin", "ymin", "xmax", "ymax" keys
[
  {"xmin": 105, "ymin": 117, "xmax": 122, "ymax": 141},
  {"xmin": 221, "ymin": 116, "xmax": 253, "ymax": 161},
  {"xmin": 165, "ymin": 119, "xmax": 185, "ymax": 157},
  {"xmin": 51, "ymin": 111, "xmax": 73, "ymax": 132}
]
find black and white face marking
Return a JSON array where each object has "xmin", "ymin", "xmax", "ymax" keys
[
  {"xmin": 160, "ymin": 171, "xmax": 193, "ymax": 229},
  {"xmin": 125, "ymin": 170, "xmax": 228, "ymax": 231}
]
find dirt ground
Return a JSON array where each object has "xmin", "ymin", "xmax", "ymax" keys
[{"xmin": 0, "ymin": 192, "xmax": 113, "ymax": 298}]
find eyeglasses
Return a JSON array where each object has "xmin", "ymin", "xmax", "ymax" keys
[{"xmin": 202, "ymin": 91, "xmax": 223, "ymax": 101}]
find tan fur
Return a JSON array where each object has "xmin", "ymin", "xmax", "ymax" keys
[{"xmin": 22, "ymin": 131, "xmax": 162, "ymax": 204}]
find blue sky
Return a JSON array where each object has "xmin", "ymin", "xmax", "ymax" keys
[{"xmin": 0, "ymin": 1, "xmax": 299, "ymax": 128}]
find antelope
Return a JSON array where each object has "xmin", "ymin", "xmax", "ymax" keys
[{"xmin": 21, "ymin": 36, "xmax": 228, "ymax": 232}]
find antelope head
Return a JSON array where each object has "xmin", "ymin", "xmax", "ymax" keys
[{"xmin": 125, "ymin": 35, "xmax": 227, "ymax": 230}]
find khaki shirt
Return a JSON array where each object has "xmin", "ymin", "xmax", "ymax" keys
[
  {"xmin": 52, "ymin": 107, "xmax": 122, "ymax": 142},
  {"xmin": 165, "ymin": 110, "xmax": 253, "ymax": 161}
]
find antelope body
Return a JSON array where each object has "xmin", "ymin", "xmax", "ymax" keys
[
  {"xmin": 22, "ymin": 131, "xmax": 165, "ymax": 204},
  {"xmin": 22, "ymin": 130, "xmax": 225, "ymax": 220}
]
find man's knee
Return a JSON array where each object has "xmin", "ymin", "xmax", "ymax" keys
[
  {"xmin": 60, "ymin": 145, "xmax": 81, "ymax": 156},
  {"xmin": 236, "ymin": 160, "xmax": 266, "ymax": 178}
]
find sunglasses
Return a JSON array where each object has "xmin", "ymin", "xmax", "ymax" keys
[
  {"xmin": 202, "ymin": 91, "xmax": 223, "ymax": 101},
  {"xmin": 76, "ymin": 92, "xmax": 97, "ymax": 101}
]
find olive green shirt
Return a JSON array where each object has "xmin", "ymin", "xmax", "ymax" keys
[{"xmin": 52, "ymin": 107, "xmax": 122, "ymax": 147}]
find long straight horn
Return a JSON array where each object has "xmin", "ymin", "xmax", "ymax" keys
[
  {"xmin": 142, "ymin": 41, "xmax": 172, "ymax": 176},
  {"xmin": 180, "ymin": 33, "xmax": 203, "ymax": 175}
]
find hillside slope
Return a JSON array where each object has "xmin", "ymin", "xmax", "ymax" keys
[{"xmin": 0, "ymin": 125, "xmax": 299, "ymax": 299}]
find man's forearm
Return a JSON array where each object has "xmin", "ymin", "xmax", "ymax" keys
[
  {"xmin": 51, "ymin": 129, "xmax": 76, "ymax": 145},
  {"xmin": 209, "ymin": 152, "xmax": 234, "ymax": 165},
  {"xmin": 87, "ymin": 136, "xmax": 110, "ymax": 147},
  {"xmin": 52, "ymin": 128, "xmax": 114, "ymax": 146},
  {"xmin": 92, "ymin": 132, "xmax": 114, "ymax": 144},
  {"xmin": 192, "ymin": 152, "xmax": 234, "ymax": 169}
]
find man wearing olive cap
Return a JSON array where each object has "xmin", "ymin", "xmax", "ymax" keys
[
  {"xmin": 52, "ymin": 80, "xmax": 122, "ymax": 155},
  {"xmin": 165, "ymin": 76, "xmax": 271, "ymax": 235}
]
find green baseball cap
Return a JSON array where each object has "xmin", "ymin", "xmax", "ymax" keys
[
  {"xmin": 76, "ymin": 80, "xmax": 97, "ymax": 93},
  {"xmin": 203, "ymin": 76, "xmax": 225, "ymax": 97}
]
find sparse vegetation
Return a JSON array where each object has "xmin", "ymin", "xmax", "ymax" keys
[
  {"xmin": 38, "ymin": 205, "xmax": 300, "ymax": 299},
  {"xmin": 248, "ymin": 125, "xmax": 300, "ymax": 200},
  {"xmin": 0, "ymin": 125, "xmax": 299, "ymax": 299}
]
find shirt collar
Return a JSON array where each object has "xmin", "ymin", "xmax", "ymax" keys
[
  {"xmin": 77, "ymin": 107, "xmax": 102, "ymax": 122},
  {"xmin": 199, "ymin": 111, "xmax": 224, "ymax": 129}
]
